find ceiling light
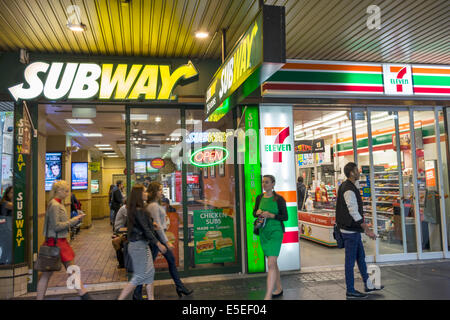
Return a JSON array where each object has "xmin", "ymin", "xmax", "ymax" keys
[
  {"xmin": 195, "ymin": 31, "xmax": 209, "ymax": 39},
  {"xmin": 98, "ymin": 147, "xmax": 113, "ymax": 150},
  {"xmin": 82, "ymin": 133, "xmax": 103, "ymax": 137},
  {"xmin": 155, "ymin": 116, "xmax": 161, "ymax": 122},
  {"xmin": 177, "ymin": 119, "xmax": 201, "ymax": 125},
  {"xmin": 67, "ymin": 23, "xmax": 87, "ymax": 32},
  {"xmin": 65, "ymin": 119, "xmax": 93, "ymax": 124},
  {"xmin": 106, "ymin": 155, "xmax": 119, "ymax": 158},
  {"xmin": 95, "ymin": 144, "xmax": 110, "ymax": 147},
  {"xmin": 122, "ymin": 114, "xmax": 148, "ymax": 121}
]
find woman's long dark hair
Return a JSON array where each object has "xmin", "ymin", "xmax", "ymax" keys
[
  {"xmin": 263, "ymin": 174, "xmax": 280, "ymax": 201},
  {"xmin": 127, "ymin": 184, "xmax": 145, "ymax": 230},
  {"xmin": 147, "ymin": 181, "xmax": 162, "ymax": 203},
  {"xmin": 0, "ymin": 186, "xmax": 13, "ymax": 204}
]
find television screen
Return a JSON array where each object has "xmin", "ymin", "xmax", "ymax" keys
[
  {"xmin": 134, "ymin": 161, "xmax": 146, "ymax": 173},
  {"xmin": 71, "ymin": 162, "xmax": 88, "ymax": 190},
  {"xmin": 91, "ymin": 180, "xmax": 99, "ymax": 194},
  {"xmin": 46, "ymin": 153, "xmax": 62, "ymax": 191}
]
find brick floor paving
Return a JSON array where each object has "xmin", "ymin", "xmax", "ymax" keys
[{"xmin": 47, "ymin": 218, "xmax": 127, "ymax": 287}]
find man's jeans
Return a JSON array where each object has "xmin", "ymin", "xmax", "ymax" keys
[
  {"xmin": 342, "ymin": 232, "xmax": 369, "ymax": 292},
  {"xmin": 133, "ymin": 242, "xmax": 183, "ymax": 299}
]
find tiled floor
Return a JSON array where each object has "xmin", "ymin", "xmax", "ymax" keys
[{"xmin": 47, "ymin": 218, "xmax": 127, "ymax": 288}]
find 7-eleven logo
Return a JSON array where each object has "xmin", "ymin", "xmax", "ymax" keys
[
  {"xmin": 264, "ymin": 127, "xmax": 291, "ymax": 163},
  {"xmin": 383, "ymin": 64, "xmax": 413, "ymax": 95}
]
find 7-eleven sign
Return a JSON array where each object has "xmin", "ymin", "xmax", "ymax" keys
[
  {"xmin": 264, "ymin": 127, "xmax": 291, "ymax": 163},
  {"xmin": 383, "ymin": 64, "xmax": 413, "ymax": 95}
]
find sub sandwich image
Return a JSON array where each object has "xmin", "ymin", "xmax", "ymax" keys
[
  {"xmin": 215, "ymin": 237, "xmax": 233, "ymax": 250},
  {"xmin": 204, "ymin": 230, "xmax": 222, "ymax": 240},
  {"xmin": 196, "ymin": 240, "xmax": 215, "ymax": 253}
]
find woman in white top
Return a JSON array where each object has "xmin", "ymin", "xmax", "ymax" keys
[{"xmin": 133, "ymin": 181, "xmax": 193, "ymax": 299}]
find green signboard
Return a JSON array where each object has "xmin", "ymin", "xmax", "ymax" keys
[
  {"xmin": 244, "ymin": 106, "xmax": 265, "ymax": 273},
  {"xmin": 13, "ymin": 103, "xmax": 30, "ymax": 264},
  {"xmin": 193, "ymin": 209, "xmax": 235, "ymax": 264},
  {"xmin": 205, "ymin": 5, "xmax": 286, "ymax": 121}
]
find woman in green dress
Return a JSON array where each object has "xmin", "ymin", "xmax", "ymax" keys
[{"xmin": 253, "ymin": 175, "xmax": 288, "ymax": 300}]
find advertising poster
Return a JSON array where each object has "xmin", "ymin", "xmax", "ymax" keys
[
  {"xmin": 91, "ymin": 180, "xmax": 99, "ymax": 194},
  {"xmin": 45, "ymin": 153, "xmax": 62, "ymax": 191},
  {"xmin": 193, "ymin": 209, "xmax": 235, "ymax": 264},
  {"xmin": 154, "ymin": 211, "xmax": 179, "ymax": 268},
  {"xmin": 71, "ymin": 162, "xmax": 88, "ymax": 190},
  {"xmin": 134, "ymin": 161, "xmax": 146, "ymax": 173}
]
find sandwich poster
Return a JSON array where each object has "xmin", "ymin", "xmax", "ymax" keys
[{"xmin": 193, "ymin": 209, "xmax": 235, "ymax": 264}]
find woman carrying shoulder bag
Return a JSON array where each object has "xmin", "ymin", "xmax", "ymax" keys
[
  {"xmin": 253, "ymin": 175, "xmax": 288, "ymax": 300},
  {"xmin": 36, "ymin": 180, "xmax": 89, "ymax": 300},
  {"xmin": 117, "ymin": 184, "xmax": 167, "ymax": 300}
]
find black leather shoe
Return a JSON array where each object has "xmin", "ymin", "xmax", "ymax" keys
[
  {"xmin": 272, "ymin": 290, "xmax": 283, "ymax": 298},
  {"xmin": 346, "ymin": 290, "xmax": 368, "ymax": 299},
  {"xmin": 365, "ymin": 285, "xmax": 384, "ymax": 293},
  {"xmin": 176, "ymin": 285, "xmax": 193, "ymax": 297}
]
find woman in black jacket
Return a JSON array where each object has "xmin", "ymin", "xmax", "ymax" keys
[
  {"xmin": 117, "ymin": 184, "xmax": 167, "ymax": 300},
  {"xmin": 253, "ymin": 175, "xmax": 288, "ymax": 300}
]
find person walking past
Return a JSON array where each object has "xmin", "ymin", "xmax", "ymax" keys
[
  {"xmin": 336, "ymin": 162, "xmax": 384, "ymax": 299},
  {"xmin": 108, "ymin": 184, "xmax": 116, "ymax": 226},
  {"xmin": 111, "ymin": 181, "xmax": 124, "ymax": 226},
  {"xmin": 117, "ymin": 184, "xmax": 167, "ymax": 300},
  {"xmin": 133, "ymin": 182, "xmax": 193, "ymax": 299},
  {"xmin": 253, "ymin": 175, "xmax": 288, "ymax": 300},
  {"xmin": 297, "ymin": 176, "xmax": 306, "ymax": 211},
  {"xmin": 36, "ymin": 181, "xmax": 90, "ymax": 300},
  {"xmin": 0, "ymin": 186, "xmax": 13, "ymax": 216}
]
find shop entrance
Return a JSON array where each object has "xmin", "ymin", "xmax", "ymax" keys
[
  {"xmin": 35, "ymin": 104, "xmax": 242, "ymax": 289},
  {"xmin": 293, "ymin": 106, "xmax": 449, "ymax": 268}
]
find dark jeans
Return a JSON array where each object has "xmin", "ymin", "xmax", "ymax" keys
[
  {"xmin": 342, "ymin": 232, "xmax": 369, "ymax": 292},
  {"xmin": 133, "ymin": 242, "xmax": 183, "ymax": 299}
]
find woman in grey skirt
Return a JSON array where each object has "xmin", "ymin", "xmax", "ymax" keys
[{"xmin": 117, "ymin": 184, "xmax": 167, "ymax": 300}]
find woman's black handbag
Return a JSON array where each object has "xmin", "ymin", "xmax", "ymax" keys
[
  {"xmin": 333, "ymin": 224, "xmax": 345, "ymax": 248},
  {"xmin": 253, "ymin": 216, "xmax": 266, "ymax": 235},
  {"xmin": 34, "ymin": 216, "xmax": 62, "ymax": 272}
]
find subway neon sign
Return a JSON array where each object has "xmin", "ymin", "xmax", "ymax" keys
[
  {"xmin": 8, "ymin": 61, "xmax": 198, "ymax": 101},
  {"xmin": 190, "ymin": 146, "xmax": 229, "ymax": 167}
]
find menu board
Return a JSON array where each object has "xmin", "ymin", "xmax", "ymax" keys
[{"xmin": 134, "ymin": 161, "xmax": 146, "ymax": 173}]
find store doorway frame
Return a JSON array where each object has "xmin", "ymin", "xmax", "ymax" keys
[
  {"xmin": 124, "ymin": 105, "xmax": 243, "ymax": 279},
  {"xmin": 356, "ymin": 106, "xmax": 448, "ymax": 263}
]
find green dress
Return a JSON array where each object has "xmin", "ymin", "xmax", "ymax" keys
[{"xmin": 259, "ymin": 196, "xmax": 284, "ymax": 257}]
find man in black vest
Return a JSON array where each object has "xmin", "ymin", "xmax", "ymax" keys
[{"xmin": 336, "ymin": 162, "xmax": 383, "ymax": 298}]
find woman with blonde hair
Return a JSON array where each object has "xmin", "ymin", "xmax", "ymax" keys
[
  {"xmin": 36, "ymin": 180, "xmax": 89, "ymax": 300},
  {"xmin": 117, "ymin": 184, "xmax": 167, "ymax": 300}
]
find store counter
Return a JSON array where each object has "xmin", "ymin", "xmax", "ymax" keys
[{"xmin": 298, "ymin": 210, "xmax": 337, "ymax": 247}]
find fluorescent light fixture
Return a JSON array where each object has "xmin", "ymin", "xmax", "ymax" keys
[
  {"xmin": 67, "ymin": 23, "xmax": 87, "ymax": 32},
  {"xmin": 95, "ymin": 144, "xmax": 110, "ymax": 147},
  {"xmin": 195, "ymin": 31, "xmax": 209, "ymax": 39},
  {"xmin": 155, "ymin": 116, "xmax": 161, "ymax": 122},
  {"xmin": 122, "ymin": 114, "xmax": 148, "ymax": 121},
  {"xmin": 106, "ymin": 155, "xmax": 119, "ymax": 158},
  {"xmin": 65, "ymin": 119, "xmax": 93, "ymax": 124},
  {"xmin": 98, "ymin": 147, "xmax": 113, "ymax": 150},
  {"xmin": 82, "ymin": 133, "xmax": 103, "ymax": 137},
  {"xmin": 177, "ymin": 119, "xmax": 202, "ymax": 125}
]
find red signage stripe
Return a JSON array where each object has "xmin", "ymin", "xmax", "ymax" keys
[
  {"xmin": 414, "ymin": 87, "xmax": 450, "ymax": 94},
  {"xmin": 264, "ymin": 83, "xmax": 384, "ymax": 92},
  {"xmin": 282, "ymin": 230, "xmax": 298, "ymax": 244}
]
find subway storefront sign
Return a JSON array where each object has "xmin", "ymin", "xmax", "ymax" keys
[{"xmin": 8, "ymin": 61, "xmax": 198, "ymax": 101}]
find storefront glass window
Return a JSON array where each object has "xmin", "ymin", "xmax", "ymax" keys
[
  {"xmin": 185, "ymin": 110, "xmax": 238, "ymax": 270},
  {"xmin": 0, "ymin": 108, "xmax": 14, "ymax": 265},
  {"xmin": 129, "ymin": 108, "xmax": 184, "ymax": 271},
  {"xmin": 445, "ymin": 109, "xmax": 450, "ymax": 252}
]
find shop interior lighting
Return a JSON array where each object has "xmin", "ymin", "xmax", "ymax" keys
[
  {"xmin": 65, "ymin": 119, "xmax": 93, "ymax": 124},
  {"xmin": 195, "ymin": 31, "xmax": 209, "ymax": 39},
  {"xmin": 67, "ymin": 22, "xmax": 87, "ymax": 32},
  {"xmin": 122, "ymin": 114, "xmax": 148, "ymax": 121},
  {"xmin": 155, "ymin": 116, "xmax": 161, "ymax": 122},
  {"xmin": 177, "ymin": 119, "xmax": 201, "ymax": 125},
  {"xmin": 82, "ymin": 133, "xmax": 103, "ymax": 137},
  {"xmin": 95, "ymin": 144, "xmax": 110, "ymax": 147},
  {"xmin": 98, "ymin": 147, "xmax": 113, "ymax": 150},
  {"xmin": 106, "ymin": 155, "xmax": 119, "ymax": 158}
]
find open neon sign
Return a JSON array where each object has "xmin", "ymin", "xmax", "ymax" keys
[{"xmin": 190, "ymin": 146, "xmax": 229, "ymax": 167}]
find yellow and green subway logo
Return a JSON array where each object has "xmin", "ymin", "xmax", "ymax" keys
[{"xmin": 8, "ymin": 61, "xmax": 198, "ymax": 101}]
